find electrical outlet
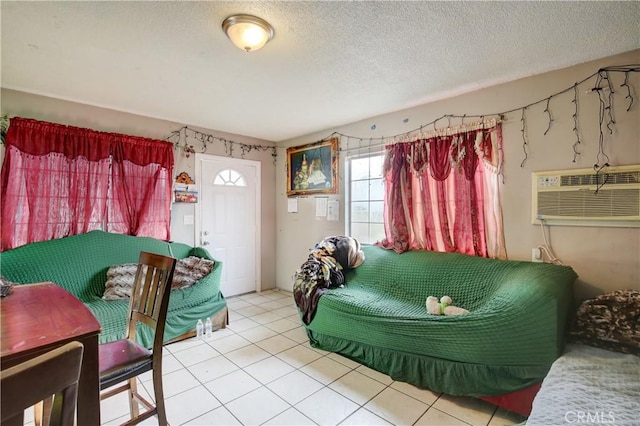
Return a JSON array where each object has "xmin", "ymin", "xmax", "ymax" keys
[{"xmin": 531, "ymin": 248, "xmax": 543, "ymax": 262}]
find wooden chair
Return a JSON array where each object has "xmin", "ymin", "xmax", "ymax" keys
[
  {"xmin": 1, "ymin": 341, "xmax": 84, "ymax": 426},
  {"xmin": 99, "ymin": 251, "xmax": 176, "ymax": 426}
]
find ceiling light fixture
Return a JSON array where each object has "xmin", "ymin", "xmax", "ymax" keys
[{"xmin": 222, "ymin": 14, "xmax": 274, "ymax": 53}]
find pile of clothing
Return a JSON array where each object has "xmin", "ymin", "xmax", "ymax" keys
[{"xmin": 293, "ymin": 236, "xmax": 365, "ymax": 324}]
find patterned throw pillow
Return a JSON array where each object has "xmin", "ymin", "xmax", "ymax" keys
[
  {"xmin": 570, "ymin": 289, "xmax": 640, "ymax": 355},
  {"xmin": 102, "ymin": 256, "xmax": 215, "ymax": 300}
]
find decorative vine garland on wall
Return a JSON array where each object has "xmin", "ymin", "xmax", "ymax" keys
[
  {"xmin": 166, "ymin": 126, "xmax": 277, "ymax": 165},
  {"xmin": 318, "ymin": 65, "xmax": 639, "ymax": 171}
]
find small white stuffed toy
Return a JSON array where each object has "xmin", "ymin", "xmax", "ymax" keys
[{"xmin": 426, "ymin": 296, "xmax": 469, "ymax": 316}]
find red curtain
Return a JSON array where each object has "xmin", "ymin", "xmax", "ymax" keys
[
  {"xmin": 378, "ymin": 122, "xmax": 506, "ymax": 259},
  {"xmin": 1, "ymin": 117, "xmax": 174, "ymax": 251}
]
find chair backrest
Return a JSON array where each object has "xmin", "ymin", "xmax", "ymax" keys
[
  {"xmin": 1, "ymin": 341, "xmax": 84, "ymax": 426},
  {"xmin": 126, "ymin": 251, "xmax": 176, "ymax": 350}
]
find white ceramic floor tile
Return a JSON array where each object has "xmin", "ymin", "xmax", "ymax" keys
[
  {"xmin": 171, "ymin": 342, "xmax": 219, "ymax": 367},
  {"xmin": 205, "ymin": 326, "xmax": 235, "ymax": 341},
  {"xmin": 265, "ymin": 317, "xmax": 300, "ymax": 333},
  {"xmin": 251, "ymin": 311, "xmax": 283, "ymax": 325},
  {"xmin": 364, "ymin": 387, "xmax": 429, "ymax": 426},
  {"xmin": 327, "ymin": 352, "xmax": 362, "ymax": 369},
  {"xmin": 263, "ymin": 407, "xmax": 316, "ymax": 425},
  {"xmin": 340, "ymin": 407, "xmax": 393, "ymax": 426},
  {"xmin": 256, "ymin": 334, "xmax": 299, "ymax": 354},
  {"xmin": 355, "ymin": 364, "xmax": 394, "ymax": 385},
  {"xmin": 258, "ymin": 299, "xmax": 287, "ymax": 311},
  {"xmin": 225, "ymin": 387, "xmax": 290, "ymax": 425},
  {"xmin": 432, "ymin": 395, "xmax": 496, "ymax": 426},
  {"xmin": 244, "ymin": 356, "xmax": 295, "ymax": 384},
  {"xmin": 329, "ymin": 370, "xmax": 387, "ymax": 405},
  {"xmin": 300, "ymin": 357, "xmax": 353, "ymax": 385},
  {"xmin": 282, "ymin": 326, "xmax": 310, "ymax": 343},
  {"xmin": 226, "ymin": 299, "xmax": 252, "ymax": 310},
  {"xmin": 488, "ymin": 407, "xmax": 527, "ymax": 426},
  {"xmin": 166, "ymin": 336, "xmax": 206, "ymax": 354},
  {"xmin": 267, "ymin": 370, "xmax": 325, "ymax": 405},
  {"xmin": 160, "ymin": 368, "xmax": 201, "ymax": 398},
  {"xmin": 235, "ymin": 304, "xmax": 267, "ymax": 317},
  {"xmin": 163, "ymin": 384, "xmax": 221, "ymax": 425},
  {"xmin": 295, "ymin": 387, "xmax": 359, "ymax": 425},
  {"xmin": 237, "ymin": 324, "xmax": 279, "ymax": 342},
  {"xmin": 226, "ymin": 316, "xmax": 260, "ymax": 332},
  {"xmin": 204, "ymin": 369, "xmax": 262, "ymax": 404},
  {"xmin": 208, "ymin": 333, "xmax": 252, "ymax": 354},
  {"xmin": 243, "ymin": 294, "xmax": 273, "ymax": 305},
  {"xmin": 225, "ymin": 344, "xmax": 271, "ymax": 368},
  {"xmin": 272, "ymin": 305, "xmax": 299, "ymax": 318},
  {"xmin": 186, "ymin": 406, "xmax": 242, "ymax": 425},
  {"xmin": 415, "ymin": 407, "xmax": 471, "ymax": 426},
  {"xmin": 275, "ymin": 344, "xmax": 324, "ymax": 368},
  {"xmin": 390, "ymin": 380, "xmax": 440, "ymax": 405},
  {"xmin": 186, "ymin": 355, "xmax": 239, "ymax": 384}
]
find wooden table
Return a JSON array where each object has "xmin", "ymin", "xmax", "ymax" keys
[{"xmin": 1, "ymin": 282, "xmax": 101, "ymax": 425}]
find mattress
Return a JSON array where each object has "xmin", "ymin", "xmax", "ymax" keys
[{"xmin": 527, "ymin": 344, "xmax": 640, "ymax": 426}]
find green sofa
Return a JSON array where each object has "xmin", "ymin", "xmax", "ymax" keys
[
  {"xmin": 304, "ymin": 245, "xmax": 577, "ymax": 397},
  {"xmin": 0, "ymin": 230, "xmax": 227, "ymax": 348}
]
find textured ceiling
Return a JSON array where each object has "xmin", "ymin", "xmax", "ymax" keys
[{"xmin": 2, "ymin": 1, "xmax": 639, "ymax": 142}]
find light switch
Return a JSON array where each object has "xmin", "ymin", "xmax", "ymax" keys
[{"xmin": 183, "ymin": 215, "xmax": 194, "ymax": 225}]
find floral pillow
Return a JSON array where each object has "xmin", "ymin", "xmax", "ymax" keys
[
  {"xmin": 102, "ymin": 256, "xmax": 215, "ymax": 300},
  {"xmin": 570, "ymin": 289, "xmax": 640, "ymax": 355}
]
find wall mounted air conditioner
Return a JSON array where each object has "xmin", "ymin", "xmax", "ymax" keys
[{"xmin": 532, "ymin": 164, "xmax": 640, "ymax": 228}]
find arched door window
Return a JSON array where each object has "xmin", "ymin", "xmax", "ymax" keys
[{"xmin": 214, "ymin": 169, "xmax": 247, "ymax": 187}]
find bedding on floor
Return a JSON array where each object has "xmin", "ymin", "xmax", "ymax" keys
[{"xmin": 527, "ymin": 343, "xmax": 640, "ymax": 425}]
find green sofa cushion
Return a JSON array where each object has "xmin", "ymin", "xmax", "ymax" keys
[
  {"xmin": 305, "ymin": 245, "xmax": 577, "ymax": 396},
  {"xmin": 0, "ymin": 230, "xmax": 226, "ymax": 347}
]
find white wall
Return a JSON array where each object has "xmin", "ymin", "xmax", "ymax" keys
[
  {"xmin": 275, "ymin": 50, "xmax": 640, "ymax": 300},
  {"xmin": 0, "ymin": 89, "xmax": 278, "ymax": 290}
]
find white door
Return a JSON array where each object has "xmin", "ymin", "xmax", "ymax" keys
[{"xmin": 195, "ymin": 154, "xmax": 260, "ymax": 297}]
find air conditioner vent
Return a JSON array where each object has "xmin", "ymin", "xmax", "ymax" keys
[
  {"xmin": 560, "ymin": 171, "xmax": 640, "ymax": 187},
  {"xmin": 532, "ymin": 165, "xmax": 640, "ymax": 228}
]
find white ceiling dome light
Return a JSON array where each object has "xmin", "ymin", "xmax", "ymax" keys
[{"xmin": 222, "ymin": 14, "xmax": 274, "ymax": 52}]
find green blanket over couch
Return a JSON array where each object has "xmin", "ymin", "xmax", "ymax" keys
[
  {"xmin": 305, "ymin": 245, "xmax": 577, "ymax": 396},
  {"xmin": 0, "ymin": 230, "xmax": 226, "ymax": 348}
]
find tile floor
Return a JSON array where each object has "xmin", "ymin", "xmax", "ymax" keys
[{"xmin": 99, "ymin": 290, "xmax": 527, "ymax": 425}]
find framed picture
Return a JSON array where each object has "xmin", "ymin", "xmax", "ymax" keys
[{"xmin": 287, "ymin": 137, "xmax": 339, "ymax": 196}]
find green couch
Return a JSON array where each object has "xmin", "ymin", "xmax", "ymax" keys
[
  {"xmin": 0, "ymin": 230, "xmax": 227, "ymax": 348},
  {"xmin": 305, "ymin": 245, "xmax": 577, "ymax": 397}
]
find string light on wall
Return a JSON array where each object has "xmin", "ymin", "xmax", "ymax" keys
[
  {"xmin": 571, "ymin": 83, "xmax": 581, "ymax": 163},
  {"xmin": 166, "ymin": 126, "xmax": 277, "ymax": 164},
  {"xmin": 316, "ymin": 64, "xmax": 638, "ymax": 170}
]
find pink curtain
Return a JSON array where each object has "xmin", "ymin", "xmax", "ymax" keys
[
  {"xmin": 108, "ymin": 136, "xmax": 173, "ymax": 239},
  {"xmin": 378, "ymin": 121, "xmax": 506, "ymax": 259},
  {"xmin": 1, "ymin": 117, "xmax": 174, "ymax": 251}
]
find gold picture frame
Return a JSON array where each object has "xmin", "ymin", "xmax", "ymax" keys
[{"xmin": 286, "ymin": 137, "xmax": 339, "ymax": 196}]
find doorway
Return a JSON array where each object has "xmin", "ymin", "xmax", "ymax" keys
[{"xmin": 195, "ymin": 154, "xmax": 261, "ymax": 297}]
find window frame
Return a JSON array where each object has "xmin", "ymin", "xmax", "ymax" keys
[{"xmin": 344, "ymin": 150, "xmax": 386, "ymax": 245}]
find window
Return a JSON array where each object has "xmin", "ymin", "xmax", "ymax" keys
[
  {"xmin": 214, "ymin": 169, "xmax": 246, "ymax": 187},
  {"xmin": 346, "ymin": 153, "xmax": 385, "ymax": 244}
]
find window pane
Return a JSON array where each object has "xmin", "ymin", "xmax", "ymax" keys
[
  {"xmin": 370, "ymin": 223, "xmax": 385, "ymax": 243},
  {"xmin": 370, "ymin": 201, "xmax": 384, "ymax": 222},
  {"xmin": 351, "ymin": 202, "xmax": 369, "ymax": 222},
  {"xmin": 370, "ymin": 155, "xmax": 384, "ymax": 178},
  {"xmin": 351, "ymin": 157, "xmax": 370, "ymax": 180},
  {"xmin": 370, "ymin": 178, "xmax": 384, "ymax": 200},
  {"xmin": 351, "ymin": 180, "xmax": 369, "ymax": 201},
  {"xmin": 351, "ymin": 222, "xmax": 370, "ymax": 243}
]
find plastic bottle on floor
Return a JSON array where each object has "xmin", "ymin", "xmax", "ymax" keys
[
  {"xmin": 196, "ymin": 319, "xmax": 204, "ymax": 339},
  {"xmin": 205, "ymin": 317, "xmax": 212, "ymax": 338}
]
